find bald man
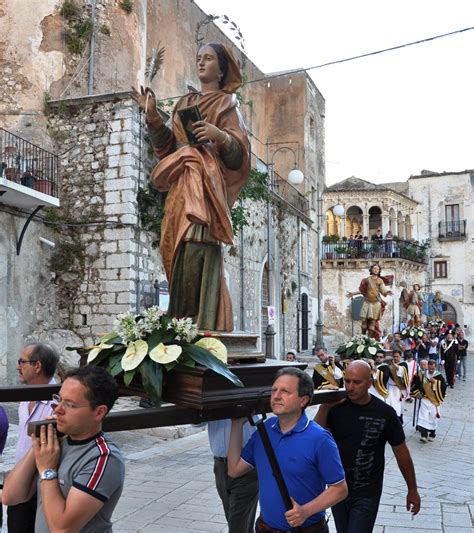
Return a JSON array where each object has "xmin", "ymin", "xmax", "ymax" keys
[{"xmin": 316, "ymin": 360, "xmax": 420, "ymax": 533}]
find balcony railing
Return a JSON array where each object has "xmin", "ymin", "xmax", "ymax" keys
[
  {"xmin": 438, "ymin": 220, "xmax": 466, "ymax": 240},
  {"xmin": 0, "ymin": 128, "xmax": 60, "ymax": 198},
  {"xmin": 321, "ymin": 238, "xmax": 429, "ymax": 265},
  {"xmin": 270, "ymin": 171, "xmax": 309, "ymax": 215}
]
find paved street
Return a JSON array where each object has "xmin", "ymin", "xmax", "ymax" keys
[{"xmin": 1, "ymin": 370, "xmax": 472, "ymax": 532}]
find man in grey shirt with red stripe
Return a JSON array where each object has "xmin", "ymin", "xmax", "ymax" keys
[{"xmin": 3, "ymin": 366, "xmax": 125, "ymax": 532}]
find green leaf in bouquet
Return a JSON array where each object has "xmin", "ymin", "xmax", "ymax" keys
[
  {"xmin": 123, "ymin": 369, "xmax": 136, "ymax": 387},
  {"xmin": 111, "ymin": 342, "xmax": 126, "ymax": 350},
  {"xmin": 109, "ymin": 357, "xmax": 124, "ymax": 377},
  {"xmin": 347, "ymin": 344, "xmax": 357, "ymax": 357},
  {"xmin": 336, "ymin": 345, "xmax": 346, "ymax": 355},
  {"xmin": 99, "ymin": 331, "xmax": 123, "ymax": 344},
  {"xmin": 184, "ymin": 344, "xmax": 243, "ymax": 387},
  {"xmin": 87, "ymin": 347, "xmax": 114, "ymax": 367},
  {"xmin": 139, "ymin": 358, "xmax": 163, "ymax": 406},
  {"xmin": 146, "ymin": 328, "xmax": 165, "ymax": 351},
  {"xmin": 164, "ymin": 361, "xmax": 177, "ymax": 372}
]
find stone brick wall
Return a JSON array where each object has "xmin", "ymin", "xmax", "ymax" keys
[{"xmin": 46, "ymin": 93, "xmax": 163, "ymax": 339}]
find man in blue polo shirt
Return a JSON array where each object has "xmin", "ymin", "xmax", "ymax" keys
[{"xmin": 228, "ymin": 367, "xmax": 347, "ymax": 532}]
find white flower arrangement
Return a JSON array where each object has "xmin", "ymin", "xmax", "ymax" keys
[
  {"xmin": 400, "ymin": 326, "xmax": 426, "ymax": 340},
  {"xmin": 336, "ymin": 334, "xmax": 383, "ymax": 359},
  {"xmin": 67, "ymin": 307, "xmax": 242, "ymax": 406}
]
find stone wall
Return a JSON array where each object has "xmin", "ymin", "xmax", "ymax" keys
[
  {"xmin": 408, "ymin": 171, "xmax": 474, "ymax": 330},
  {"xmin": 45, "ymin": 93, "xmax": 164, "ymax": 340},
  {"xmin": 0, "ymin": 210, "xmax": 61, "ymax": 382}
]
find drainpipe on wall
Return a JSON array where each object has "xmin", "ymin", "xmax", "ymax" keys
[
  {"xmin": 296, "ymin": 217, "xmax": 301, "ymax": 353},
  {"xmin": 239, "ymin": 223, "xmax": 245, "ymax": 331},
  {"xmin": 87, "ymin": 0, "xmax": 97, "ymax": 95}
]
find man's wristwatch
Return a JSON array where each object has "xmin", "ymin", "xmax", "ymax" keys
[{"xmin": 40, "ymin": 469, "xmax": 58, "ymax": 481}]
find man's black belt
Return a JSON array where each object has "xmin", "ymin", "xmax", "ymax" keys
[
  {"xmin": 256, "ymin": 515, "xmax": 327, "ymax": 533},
  {"xmin": 214, "ymin": 456, "xmax": 227, "ymax": 463}
]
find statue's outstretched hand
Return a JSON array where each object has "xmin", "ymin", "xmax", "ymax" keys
[{"xmin": 131, "ymin": 86, "xmax": 159, "ymax": 119}]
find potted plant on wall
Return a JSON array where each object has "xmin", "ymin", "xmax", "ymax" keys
[
  {"xmin": 334, "ymin": 245, "xmax": 347, "ymax": 258},
  {"xmin": 322, "ymin": 234, "xmax": 339, "ymax": 259}
]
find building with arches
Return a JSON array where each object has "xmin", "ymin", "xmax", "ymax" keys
[
  {"xmin": 320, "ymin": 172, "xmax": 472, "ymax": 347},
  {"xmin": 324, "ymin": 177, "xmax": 417, "ymax": 241}
]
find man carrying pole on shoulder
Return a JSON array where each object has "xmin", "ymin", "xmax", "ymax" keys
[{"xmin": 228, "ymin": 367, "xmax": 348, "ymax": 532}]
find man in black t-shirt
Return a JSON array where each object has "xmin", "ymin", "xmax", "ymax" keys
[
  {"xmin": 316, "ymin": 360, "xmax": 421, "ymax": 533},
  {"xmin": 456, "ymin": 331, "xmax": 468, "ymax": 381}
]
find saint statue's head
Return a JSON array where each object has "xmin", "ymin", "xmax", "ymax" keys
[
  {"xmin": 369, "ymin": 263, "xmax": 381, "ymax": 276},
  {"xmin": 197, "ymin": 43, "xmax": 242, "ymax": 93}
]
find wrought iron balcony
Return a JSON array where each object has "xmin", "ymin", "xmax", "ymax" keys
[
  {"xmin": 270, "ymin": 171, "xmax": 309, "ymax": 216},
  {"xmin": 321, "ymin": 238, "xmax": 429, "ymax": 265},
  {"xmin": 438, "ymin": 220, "xmax": 466, "ymax": 240},
  {"xmin": 0, "ymin": 128, "xmax": 60, "ymax": 208}
]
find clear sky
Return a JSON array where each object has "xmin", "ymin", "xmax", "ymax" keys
[{"xmin": 195, "ymin": 0, "xmax": 474, "ymax": 185}]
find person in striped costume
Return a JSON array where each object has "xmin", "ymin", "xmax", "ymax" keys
[
  {"xmin": 410, "ymin": 359, "xmax": 447, "ymax": 443},
  {"xmin": 369, "ymin": 349, "xmax": 390, "ymax": 401}
]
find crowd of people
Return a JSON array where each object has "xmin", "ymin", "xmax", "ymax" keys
[
  {"xmin": 0, "ymin": 318, "xmax": 466, "ymax": 533},
  {"xmin": 380, "ymin": 319, "xmax": 468, "ymax": 386}
]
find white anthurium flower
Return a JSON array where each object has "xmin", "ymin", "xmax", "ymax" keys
[
  {"xmin": 409, "ymin": 330, "xmax": 415, "ymax": 337},
  {"xmin": 121, "ymin": 339, "xmax": 149, "ymax": 371},
  {"xmin": 402, "ymin": 329, "xmax": 407, "ymax": 335},
  {"xmin": 418, "ymin": 331, "xmax": 423, "ymax": 337},
  {"xmin": 345, "ymin": 342, "xmax": 354, "ymax": 348},
  {"xmin": 149, "ymin": 343, "xmax": 182, "ymax": 364},
  {"xmin": 87, "ymin": 343, "xmax": 114, "ymax": 363},
  {"xmin": 194, "ymin": 338, "xmax": 228, "ymax": 363},
  {"xmin": 367, "ymin": 346, "xmax": 377, "ymax": 355},
  {"xmin": 356, "ymin": 344, "xmax": 365, "ymax": 354}
]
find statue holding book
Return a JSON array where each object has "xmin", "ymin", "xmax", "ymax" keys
[{"xmin": 132, "ymin": 43, "xmax": 250, "ymax": 331}]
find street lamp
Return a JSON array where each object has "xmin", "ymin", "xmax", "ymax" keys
[
  {"xmin": 266, "ymin": 142, "xmax": 304, "ymax": 187},
  {"xmin": 288, "ymin": 167, "xmax": 304, "ymax": 186},
  {"xmin": 265, "ymin": 141, "xmax": 304, "ymax": 358},
  {"xmin": 333, "ymin": 203, "xmax": 345, "ymax": 217}
]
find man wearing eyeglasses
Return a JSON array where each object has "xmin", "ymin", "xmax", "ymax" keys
[
  {"xmin": 3, "ymin": 365, "xmax": 125, "ymax": 533},
  {"xmin": 7, "ymin": 342, "xmax": 59, "ymax": 533}
]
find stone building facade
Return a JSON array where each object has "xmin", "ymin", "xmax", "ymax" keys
[
  {"xmin": 321, "ymin": 172, "xmax": 473, "ymax": 347},
  {"xmin": 0, "ymin": 0, "xmax": 324, "ymax": 380},
  {"xmin": 408, "ymin": 170, "xmax": 473, "ymax": 329}
]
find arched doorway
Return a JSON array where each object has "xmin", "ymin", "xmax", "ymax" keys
[
  {"xmin": 301, "ymin": 293, "xmax": 309, "ymax": 351},
  {"xmin": 346, "ymin": 206, "xmax": 363, "ymax": 237},
  {"xmin": 368, "ymin": 206, "xmax": 382, "ymax": 237},
  {"xmin": 404, "ymin": 215, "xmax": 411, "ymax": 240},
  {"xmin": 441, "ymin": 301, "xmax": 457, "ymax": 324},
  {"xmin": 261, "ymin": 263, "xmax": 270, "ymax": 354},
  {"xmin": 389, "ymin": 208, "xmax": 396, "ymax": 234},
  {"xmin": 325, "ymin": 208, "xmax": 342, "ymax": 236},
  {"xmin": 397, "ymin": 211, "xmax": 404, "ymax": 239}
]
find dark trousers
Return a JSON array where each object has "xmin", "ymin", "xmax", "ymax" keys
[
  {"xmin": 213, "ymin": 457, "xmax": 259, "ymax": 533},
  {"xmin": 7, "ymin": 492, "xmax": 37, "ymax": 533},
  {"xmin": 444, "ymin": 357, "xmax": 456, "ymax": 386},
  {"xmin": 332, "ymin": 494, "xmax": 381, "ymax": 533}
]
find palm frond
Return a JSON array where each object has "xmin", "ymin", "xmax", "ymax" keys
[{"xmin": 145, "ymin": 43, "xmax": 166, "ymax": 83}]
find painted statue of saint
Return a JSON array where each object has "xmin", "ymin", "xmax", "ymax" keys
[
  {"xmin": 132, "ymin": 43, "xmax": 250, "ymax": 331},
  {"xmin": 347, "ymin": 264, "xmax": 393, "ymax": 341},
  {"xmin": 404, "ymin": 283, "xmax": 423, "ymax": 326}
]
